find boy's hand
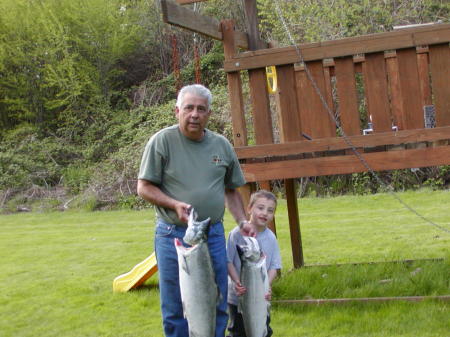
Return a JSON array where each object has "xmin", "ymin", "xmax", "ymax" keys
[
  {"xmin": 265, "ymin": 287, "xmax": 272, "ymax": 301},
  {"xmin": 234, "ymin": 281, "xmax": 246, "ymax": 296}
]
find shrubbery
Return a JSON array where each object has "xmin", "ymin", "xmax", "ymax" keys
[{"xmin": 0, "ymin": 0, "xmax": 449, "ymax": 212}]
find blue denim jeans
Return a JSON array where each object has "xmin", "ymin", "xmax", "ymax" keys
[{"xmin": 155, "ymin": 219, "xmax": 228, "ymax": 337}]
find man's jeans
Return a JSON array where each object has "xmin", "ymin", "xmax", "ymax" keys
[{"xmin": 155, "ymin": 219, "xmax": 228, "ymax": 337}]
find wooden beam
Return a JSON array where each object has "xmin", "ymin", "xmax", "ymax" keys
[
  {"xmin": 222, "ymin": 20, "xmax": 247, "ymax": 147},
  {"xmin": 295, "ymin": 61, "xmax": 335, "ymax": 139},
  {"xmin": 248, "ymin": 69, "xmax": 276, "ymax": 233},
  {"xmin": 397, "ymin": 48, "xmax": 424, "ymax": 129},
  {"xmin": 235, "ymin": 126, "xmax": 450, "ymax": 159},
  {"xmin": 386, "ymin": 57, "xmax": 405, "ymax": 130},
  {"xmin": 243, "ymin": 0, "xmax": 266, "ymax": 50},
  {"xmin": 364, "ymin": 52, "xmax": 392, "ymax": 132},
  {"xmin": 285, "ymin": 179, "xmax": 304, "ymax": 268},
  {"xmin": 243, "ymin": 0, "xmax": 275, "ymax": 231},
  {"xmin": 241, "ymin": 145, "xmax": 450, "ymax": 181},
  {"xmin": 276, "ymin": 64, "xmax": 303, "ymax": 142},
  {"xmin": 334, "ymin": 56, "xmax": 360, "ymax": 135},
  {"xmin": 223, "ymin": 23, "xmax": 450, "ymax": 72},
  {"xmin": 160, "ymin": 0, "xmax": 249, "ymax": 49},
  {"xmin": 275, "ymin": 63, "xmax": 304, "ymax": 269},
  {"xmin": 429, "ymin": 43, "xmax": 450, "ymax": 126},
  {"xmin": 297, "ymin": 48, "xmax": 431, "ymax": 71}
]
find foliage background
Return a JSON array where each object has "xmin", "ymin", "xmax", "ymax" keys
[{"xmin": 0, "ymin": 0, "xmax": 449, "ymax": 212}]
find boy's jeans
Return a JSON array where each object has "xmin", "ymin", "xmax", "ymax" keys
[{"xmin": 155, "ymin": 219, "xmax": 228, "ymax": 337}]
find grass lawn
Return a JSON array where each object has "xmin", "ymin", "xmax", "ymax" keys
[{"xmin": 1, "ymin": 189, "xmax": 449, "ymax": 336}]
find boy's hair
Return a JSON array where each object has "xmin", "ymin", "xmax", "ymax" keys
[{"xmin": 249, "ymin": 189, "xmax": 277, "ymax": 208}]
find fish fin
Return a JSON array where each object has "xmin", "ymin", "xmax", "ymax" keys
[
  {"xmin": 182, "ymin": 255, "xmax": 189, "ymax": 274},
  {"xmin": 236, "ymin": 244, "xmax": 244, "ymax": 259},
  {"xmin": 188, "ymin": 207, "xmax": 197, "ymax": 225},
  {"xmin": 237, "ymin": 300, "xmax": 243, "ymax": 314},
  {"xmin": 256, "ymin": 254, "xmax": 266, "ymax": 268},
  {"xmin": 260, "ymin": 265, "xmax": 268, "ymax": 282},
  {"xmin": 181, "ymin": 300, "xmax": 187, "ymax": 319}
]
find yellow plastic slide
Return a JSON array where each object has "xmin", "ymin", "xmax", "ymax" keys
[{"xmin": 113, "ymin": 252, "xmax": 158, "ymax": 292}]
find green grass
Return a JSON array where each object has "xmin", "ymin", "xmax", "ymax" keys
[{"xmin": 1, "ymin": 189, "xmax": 449, "ymax": 336}]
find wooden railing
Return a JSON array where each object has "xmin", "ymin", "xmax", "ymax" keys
[{"xmin": 223, "ymin": 23, "xmax": 450, "ymax": 183}]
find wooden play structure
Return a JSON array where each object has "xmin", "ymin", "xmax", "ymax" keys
[{"xmin": 160, "ymin": 0, "xmax": 450, "ymax": 269}]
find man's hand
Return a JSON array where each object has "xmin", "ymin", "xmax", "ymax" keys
[
  {"xmin": 174, "ymin": 202, "xmax": 192, "ymax": 223},
  {"xmin": 138, "ymin": 180, "xmax": 190, "ymax": 223},
  {"xmin": 240, "ymin": 221, "xmax": 256, "ymax": 237}
]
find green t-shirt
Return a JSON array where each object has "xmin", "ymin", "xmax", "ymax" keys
[{"xmin": 138, "ymin": 125, "xmax": 246, "ymax": 225}]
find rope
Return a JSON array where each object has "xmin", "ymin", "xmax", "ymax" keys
[{"xmin": 272, "ymin": 0, "xmax": 449, "ymax": 234}]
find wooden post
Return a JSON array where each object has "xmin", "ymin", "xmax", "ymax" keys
[
  {"xmin": 285, "ymin": 179, "xmax": 304, "ymax": 268},
  {"xmin": 386, "ymin": 55, "xmax": 405, "ymax": 130},
  {"xmin": 243, "ymin": 0, "xmax": 266, "ymax": 50},
  {"xmin": 242, "ymin": 0, "xmax": 276, "ymax": 232},
  {"xmin": 221, "ymin": 19, "xmax": 254, "ymax": 212},
  {"xmin": 248, "ymin": 64, "xmax": 277, "ymax": 232},
  {"xmin": 221, "ymin": 20, "xmax": 247, "ymax": 148},
  {"xmin": 429, "ymin": 44, "xmax": 450, "ymax": 127},
  {"xmin": 363, "ymin": 52, "xmax": 392, "ymax": 132},
  {"xmin": 397, "ymin": 48, "xmax": 424, "ymax": 129},
  {"xmin": 276, "ymin": 64, "xmax": 304, "ymax": 268},
  {"xmin": 334, "ymin": 56, "xmax": 360, "ymax": 136}
]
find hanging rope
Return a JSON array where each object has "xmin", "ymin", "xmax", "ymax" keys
[
  {"xmin": 194, "ymin": 36, "xmax": 202, "ymax": 84},
  {"xmin": 272, "ymin": 0, "xmax": 449, "ymax": 234},
  {"xmin": 171, "ymin": 34, "xmax": 182, "ymax": 93}
]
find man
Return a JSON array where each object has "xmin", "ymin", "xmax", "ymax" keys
[{"xmin": 137, "ymin": 84, "xmax": 253, "ymax": 337}]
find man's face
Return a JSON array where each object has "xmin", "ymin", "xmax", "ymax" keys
[{"xmin": 176, "ymin": 93, "xmax": 211, "ymax": 141}]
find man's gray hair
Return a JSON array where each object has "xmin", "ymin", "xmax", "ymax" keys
[{"xmin": 176, "ymin": 84, "xmax": 212, "ymax": 110}]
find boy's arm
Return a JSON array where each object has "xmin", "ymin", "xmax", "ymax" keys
[
  {"xmin": 265, "ymin": 269, "xmax": 279, "ymax": 301},
  {"xmin": 227, "ymin": 262, "xmax": 240, "ymax": 284},
  {"xmin": 228, "ymin": 262, "xmax": 246, "ymax": 295},
  {"xmin": 224, "ymin": 188, "xmax": 256, "ymax": 237},
  {"xmin": 267, "ymin": 269, "xmax": 278, "ymax": 286}
]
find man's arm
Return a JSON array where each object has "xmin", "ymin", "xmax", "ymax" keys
[
  {"xmin": 224, "ymin": 187, "xmax": 255, "ymax": 237},
  {"xmin": 137, "ymin": 179, "xmax": 191, "ymax": 223}
]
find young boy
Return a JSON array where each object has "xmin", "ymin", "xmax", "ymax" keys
[{"xmin": 226, "ymin": 190, "xmax": 282, "ymax": 337}]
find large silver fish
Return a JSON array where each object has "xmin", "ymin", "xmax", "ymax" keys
[
  {"xmin": 238, "ymin": 236, "xmax": 270, "ymax": 337},
  {"xmin": 175, "ymin": 208, "xmax": 219, "ymax": 337}
]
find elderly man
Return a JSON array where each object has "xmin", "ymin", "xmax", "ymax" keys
[{"xmin": 137, "ymin": 84, "xmax": 253, "ymax": 337}]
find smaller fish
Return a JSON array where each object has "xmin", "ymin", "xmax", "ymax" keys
[
  {"xmin": 237, "ymin": 236, "xmax": 270, "ymax": 337},
  {"xmin": 183, "ymin": 208, "xmax": 210, "ymax": 246}
]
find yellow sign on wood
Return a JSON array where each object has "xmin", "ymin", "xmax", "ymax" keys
[{"xmin": 265, "ymin": 66, "xmax": 277, "ymax": 94}]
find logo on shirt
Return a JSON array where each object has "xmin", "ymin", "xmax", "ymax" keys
[{"xmin": 212, "ymin": 155, "xmax": 223, "ymax": 165}]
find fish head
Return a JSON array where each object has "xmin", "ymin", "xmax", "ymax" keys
[
  {"xmin": 237, "ymin": 236, "xmax": 262, "ymax": 263},
  {"xmin": 174, "ymin": 238, "xmax": 183, "ymax": 247},
  {"xmin": 188, "ymin": 206, "xmax": 197, "ymax": 224},
  {"xmin": 183, "ymin": 207, "xmax": 211, "ymax": 246}
]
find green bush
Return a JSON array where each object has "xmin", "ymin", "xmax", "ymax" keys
[
  {"xmin": 62, "ymin": 165, "xmax": 91, "ymax": 194},
  {"xmin": 0, "ymin": 124, "xmax": 81, "ymax": 190}
]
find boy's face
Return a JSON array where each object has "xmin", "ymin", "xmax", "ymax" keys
[{"xmin": 248, "ymin": 197, "xmax": 276, "ymax": 230}]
